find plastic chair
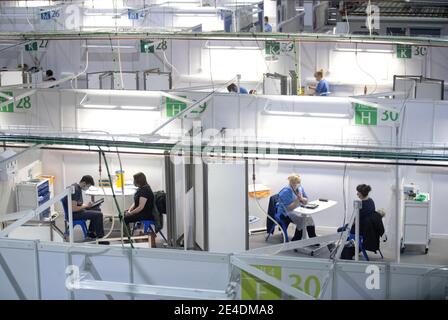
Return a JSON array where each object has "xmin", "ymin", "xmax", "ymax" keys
[
  {"xmin": 265, "ymin": 213, "xmax": 291, "ymax": 242},
  {"xmin": 132, "ymin": 220, "xmax": 167, "ymax": 242},
  {"xmin": 61, "ymin": 196, "xmax": 88, "ymax": 239},
  {"xmin": 348, "ymin": 234, "xmax": 369, "ymax": 261}
]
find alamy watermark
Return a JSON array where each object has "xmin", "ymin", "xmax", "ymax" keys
[
  {"xmin": 365, "ymin": 265, "xmax": 381, "ymax": 290},
  {"xmin": 65, "ymin": 265, "xmax": 80, "ymax": 290},
  {"xmin": 168, "ymin": 120, "xmax": 279, "ymax": 172},
  {"xmin": 365, "ymin": 4, "xmax": 380, "ymax": 31}
]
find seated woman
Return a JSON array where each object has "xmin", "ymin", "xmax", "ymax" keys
[
  {"xmin": 340, "ymin": 184, "xmax": 381, "ymax": 260},
  {"xmin": 352, "ymin": 184, "xmax": 375, "ymax": 235},
  {"xmin": 124, "ymin": 172, "xmax": 155, "ymax": 234},
  {"xmin": 277, "ymin": 174, "xmax": 317, "ymax": 242}
]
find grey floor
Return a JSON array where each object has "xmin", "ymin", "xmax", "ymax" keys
[
  {"xmin": 54, "ymin": 214, "xmax": 167, "ymax": 247},
  {"xmin": 55, "ymin": 215, "xmax": 448, "ymax": 265},
  {"xmin": 249, "ymin": 225, "xmax": 448, "ymax": 266}
]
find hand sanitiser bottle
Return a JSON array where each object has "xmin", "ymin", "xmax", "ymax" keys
[{"xmin": 115, "ymin": 170, "xmax": 124, "ymax": 188}]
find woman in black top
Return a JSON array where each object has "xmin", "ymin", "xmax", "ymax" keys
[
  {"xmin": 124, "ymin": 172, "xmax": 155, "ymax": 226},
  {"xmin": 350, "ymin": 184, "xmax": 375, "ymax": 236}
]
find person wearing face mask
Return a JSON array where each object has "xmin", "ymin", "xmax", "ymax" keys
[
  {"xmin": 71, "ymin": 175, "xmax": 105, "ymax": 239},
  {"xmin": 339, "ymin": 184, "xmax": 385, "ymax": 260},
  {"xmin": 277, "ymin": 174, "xmax": 317, "ymax": 242},
  {"xmin": 124, "ymin": 172, "xmax": 155, "ymax": 230},
  {"xmin": 308, "ymin": 69, "xmax": 330, "ymax": 96}
]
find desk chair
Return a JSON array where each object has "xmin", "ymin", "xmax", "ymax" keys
[
  {"xmin": 132, "ymin": 220, "xmax": 167, "ymax": 242},
  {"xmin": 348, "ymin": 234, "xmax": 370, "ymax": 261},
  {"xmin": 61, "ymin": 197, "xmax": 88, "ymax": 240},
  {"xmin": 265, "ymin": 213, "xmax": 291, "ymax": 242}
]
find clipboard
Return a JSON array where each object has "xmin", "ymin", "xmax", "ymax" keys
[{"xmin": 90, "ymin": 198, "xmax": 104, "ymax": 208}]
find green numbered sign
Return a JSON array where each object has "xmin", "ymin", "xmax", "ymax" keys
[
  {"xmin": 265, "ymin": 41, "xmax": 280, "ymax": 55},
  {"xmin": 241, "ymin": 265, "xmax": 282, "ymax": 300},
  {"xmin": 355, "ymin": 103, "xmax": 377, "ymax": 126},
  {"xmin": 397, "ymin": 45, "xmax": 412, "ymax": 59},
  {"xmin": 166, "ymin": 96, "xmax": 207, "ymax": 117},
  {"xmin": 0, "ymin": 91, "xmax": 32, "ymax": 112},
  {"xmin": 0, "ymin": 91, "xmax": 14, "ymax": 112},
  {"xmin": 140, "ymin": 40, "xmax": 168, "ymax": 53}
]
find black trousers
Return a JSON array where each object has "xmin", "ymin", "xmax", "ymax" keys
[
  {"xmin": 291, "ymin": 225, "xmax": 317, "ymax": 241},
  {"xmin": 73, "ymin": 208, "xmax": 104, "ymax": 238},
  {"xmin": 124, "ymin": 212, "xmax": 154, "ymax": 231}
]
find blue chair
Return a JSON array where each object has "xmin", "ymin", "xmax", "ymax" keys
[
  {"xmin": 61, "ymin": 197, "xmax": 88, "ymax": 239},
  {"xmin": 348, "ymin": 234, "xmax": 370, "ymax": 261},
  {"xmin": 266, "ymin": 213, "xmax": 291, "ymax": 242},
  {"xmin": 132, "ymin": 220, "xmax": 167, "ymax": 242}
]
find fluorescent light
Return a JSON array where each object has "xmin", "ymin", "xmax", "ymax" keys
[
  {"xmin": 265, "ymin": 110, "xmax": 306, "ymax": 117},
  {"xmin": 75, "ymin": 89, "xmax": 163, "ymax": 97},
  {"xmin": 82, "ymin": 104, "xmax": 117, "ymax": 109},
  {"xmin": 308, "ymin": 112, "xmax": 351, "ymax": 118},
  {"xmin": 82, "ymin": 45, "xmax": 135, "ymax": 49},
  {"xmin": 205, "ymin": 45, "xmax": 261, "ymax": 50},
  {"xmin": 264, "ymin": 110, "xmax": 352, "ymax": 119},
  {"xmin": 334, "ymin": 48, "xmax": 394, "ymax": 54},
  {"xmin": 120, "ymin": 105, "xmax": 159, "ymax": 110},
  {"xmin": 81, "ymin": 104, "xmax": 159, "ymax": 111}
]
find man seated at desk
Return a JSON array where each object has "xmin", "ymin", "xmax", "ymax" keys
[
  {"xmin": 277, "ymin": 174, "xmax": 317, "ymax": 242},
  {"xmin": 71, "ymin": 175, "xmax": 105, "ymax": 239}
]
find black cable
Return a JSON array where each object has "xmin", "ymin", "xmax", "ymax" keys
[
  {"xmin": 98, "ymin": 146, "xmax": 134, "ymax": 248},
  {"xmin": 342, "ymin": 163, "xmax": 347, "ymax": 227},
  {"xmin": 98, "ymin": 151, "xmax": 102, "ymax": 177}
]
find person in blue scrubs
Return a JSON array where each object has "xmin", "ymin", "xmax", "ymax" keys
[
  {"xmin": 227, "ymin": 83, "xmax": 248, "ymax": 94},
  {"xmin": 309, "ymin": 69, "xmax": 330, "ymax": 96},
  {"xmin": 264, "ymin": 16, "xmax": 272, "ymax": 32},
  {"xmin": 276, "ymin": 174, "xmax": 317, "ymax": 241}
]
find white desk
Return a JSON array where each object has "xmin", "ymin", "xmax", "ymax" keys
[
  {"xmin": 86, "ymin": 187, "xmax": 137, "ymax": 216},
  {"xmin": 86, "ymin": 187, "xmax": 137, "ymax": 197},
  {"xmin": 293, "ymin": 200, "xmax": 337, "ymax": 215},
  {"xmin": 248, "ymin": 184, "xmax": 271, "ymax": 234},
  {"xmin": 292, "ymin": 199, "xmax": 337, "ymax": 257}
]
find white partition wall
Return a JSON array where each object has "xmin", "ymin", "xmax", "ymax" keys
[
  {"xmin": 206, "ymin": 160, "xmax": 248, "ymax": 253},
  {"xmin": 0, "ymin": 238, "xmax": 231, "ymax": 300},
  {"xmin": 194, "ymin": 160, "xmax": 205, "ymax": 250}
]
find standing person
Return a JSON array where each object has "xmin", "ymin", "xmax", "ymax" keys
[
  {"xmin": 277, "ymin": 174, "xmax": 317, "ymax": 242},
  {"xmin": 70, "ymin": 175, "xmax": 105, "ymax": 239},
  {"xmin": 309, "ymin": 69, "xmax": 330, "ymax": 96},
  {"xmin": 227, "ymin": 83, "xmax": 248, "ymax": 94},
  {"xmin": 264, "ymin": 16, "xmax": 273, "ymax": 32}
]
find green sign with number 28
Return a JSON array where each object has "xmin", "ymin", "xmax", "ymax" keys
[{"xmin": 0, "ymin": 91, "xmax": 32, "ymax": 113}]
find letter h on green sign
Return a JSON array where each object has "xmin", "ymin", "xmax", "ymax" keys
[
  {"xmin": 354, "ymin": 103, "xmax": 377, "ymax": 126},
  {"xmin": 166, "ymin": 97, "xmax": 187, "ymax": 117},
  {"xmin": 241, "ymin": 265, "xmax": 282, "ymax": 300},
  {"xmin": 0, "ymin": 91, "xmax": 14, "ymax": 113},
  {"xmin": 140, "ymin": 40, "xmax": 154, "ymax": 53}
]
